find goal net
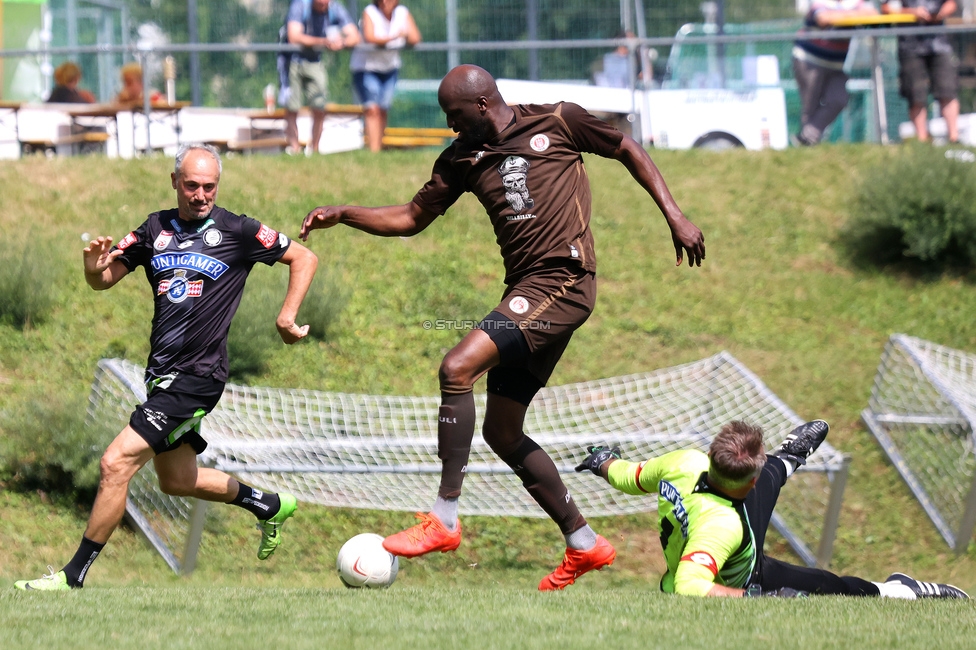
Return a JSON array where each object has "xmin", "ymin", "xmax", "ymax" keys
[
  {"xmin": 87, "ymin": 351, "xmax": 850, "ymax": 574},
  {"xmin": 862, "ymin": 334, "xmax": 976, "ymax": 551}
]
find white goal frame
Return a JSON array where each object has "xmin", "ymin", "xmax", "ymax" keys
[
  {"xmin": 87, "ymin": 352, "xmax": 850, "ymax": 575},
  {"xmin": 862, "ymin": 334, "xmax": 976, "ymax": 552}
]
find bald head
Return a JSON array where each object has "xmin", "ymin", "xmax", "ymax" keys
[
  {"xmin": 171, "ymin": 144, "xmax": 221, "ymax": 221},
  {"xmin": 438, "ymin": 65, "xmax": 501, "ymax": 105},
  {"xmin": 438, "ymin": 65, "xmax": 513, "ymax": 145}
]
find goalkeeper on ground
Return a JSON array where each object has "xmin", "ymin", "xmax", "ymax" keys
[{"xmin": 577, "ymin": 419, "xmax": 968, "ymax": 599}]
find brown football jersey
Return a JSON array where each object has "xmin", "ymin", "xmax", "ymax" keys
[{"xmin": 412, "ymin": 102, "xmax": 624, "ymax": 284}]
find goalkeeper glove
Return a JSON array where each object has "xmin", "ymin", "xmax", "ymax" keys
[{"xmin": 575, "ymin": 445, "xmax": 621, "ymax": 476}]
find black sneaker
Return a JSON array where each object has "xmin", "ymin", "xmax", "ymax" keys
[
  {"xmin": 771, "ymin": 420, "xmax": 829, "ymax": 467},
  {"xmin": 885, "ymin": 573, "xmax": 970, "ymax": 599}
]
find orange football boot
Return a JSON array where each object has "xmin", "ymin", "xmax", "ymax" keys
[
  {"xmin": 382, "ymin": 512, "xmax": 462, "ymax": 558},
  {"xmin": 538, "ymin": 535, "xmax": 616, "ymax": 591}
]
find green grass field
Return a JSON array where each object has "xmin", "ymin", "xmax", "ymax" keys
[{"xmin": 2, "ymin": 145, "xmax": 976, "ymax": 647}]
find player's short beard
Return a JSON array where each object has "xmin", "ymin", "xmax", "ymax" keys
[
  {"xmin": 460, "ymin": 116, "xmax": 494, "ymax": 145},
  {"xmin": 187, "ymin": 204, "xmax": 213, "ymax": 220},
  {"xmin": 505, "ymin": 191, "xmax": 533, "ymax": 213}
]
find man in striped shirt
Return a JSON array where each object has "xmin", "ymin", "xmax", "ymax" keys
[{"xmin": 792, "ymin": 0, "xmax": 878, "ymax": 145}]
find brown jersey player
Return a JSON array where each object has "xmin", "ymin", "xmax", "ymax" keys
[{"xmin": 301, "ymin": 64, "xmax": 705, "ymax": 591}]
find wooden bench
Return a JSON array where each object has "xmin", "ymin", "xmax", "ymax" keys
[
  {"xmin": 381, "ymin": 135, "xmax": 451, "ymax": 148},
  {"xmin": 384, "ymin": 127, "xmax": 456, "ymax": 139},
  {"xmin": 379, "ymin": 127, "xmax": 457, "ymax": 149},
  {"xmin": 201, "ymin": 140, "xmax": 230, "ymax": 152},
  {"xmin": 325, "ymin": 103, "xmax": 364, "ymax": 116},
  {"xmin": 21, "ymin": 131, "xmax": 110, "ymax": 156},
  {"xmin": 226, "ymin": 137, "xmax": 307, "ymax": 154}
]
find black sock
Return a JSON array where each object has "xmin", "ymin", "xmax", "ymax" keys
[
  {"xmin": 62, "ymin": 536, "xmax": 105, "ymax": 588},
  {"xmin": 230, "ymin": 483, "xmax": 281, "ymax": 520}
]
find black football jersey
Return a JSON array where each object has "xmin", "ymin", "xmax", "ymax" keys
[{"xmin": 113, "ymin": 206, "xmax": 290, "ymax": 382}]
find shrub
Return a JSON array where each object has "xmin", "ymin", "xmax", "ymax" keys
[
  {"xmin": 0, "ymin": 390, "xmax": 109, "ymax": 503},
  {"xmin": 842, "ymin": 145, "xmax": 976, "ymax": 270},
  {"xmin": 298, "ymin": 266, "xmax": 349, "ymax": 342},
  {"xmin": 227, "ymin": 264, "xmax": 346, "ymax": 380},
  {"xmin": 226, "ymin": 270, "xmax": 283, "ymax": 380},
  {"xmin": 0, "ymin": 236, "xmax": 62, "ymax": 329}
]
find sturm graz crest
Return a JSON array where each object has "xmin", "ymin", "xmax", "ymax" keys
[{"xmin": 157, "ymin": 269, "xmax": 204, "ymax": 303}]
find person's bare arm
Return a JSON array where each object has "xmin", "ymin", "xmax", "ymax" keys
[
  {"xmin": 361, "ymin": 11, "xmax": 380, "ymax": 44},
  {"xmin": 881, "ymin": 0, "xmax": 936, "ymax": 20},
  {"xmin": 705, "ymin": 584, "xmax": 746, "ymax": 597},
  {"xmin": 274, "ymin": 240, "xmax": 318, "ymax": 344},
  {"xmin": 934, "ymin": 0, "xmax": 957, "ymax": 21},
  {"xmin": 611, "ymin": 135, "xmax": 705, "ymax": 267},
  {"xmin": 287, "ymin": 21, "xmax": 327, "ymax": 48},
  {"xmin": 335, "ymin": 22, "xmax": 361, "ymax": 49},
  {"xmin": 360, "ymin": 12, "xmax": 392, "ymax": 46},
  {"xmin": 83, "ymin": 236, "xmax": 130, "ymax": 290},
  {"xmin": 403, "ymin": 12, "xmax": 422, "ymax": 46},
  {"xmin": 300, "ymin": 200, "xmax": 438, "ymax": 240}
]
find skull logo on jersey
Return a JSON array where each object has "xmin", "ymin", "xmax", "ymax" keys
[{"xmin": 497, "ymin": 155, "xmax": 534, "ymax": 213}]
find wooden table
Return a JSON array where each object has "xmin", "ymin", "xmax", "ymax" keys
[
  {"xmin": 829, "ymin": 14, "xmax": 918, "ymax": 144},
  {"xmin": 232, "ymin": 103, "xmax": 364, "ymax": 153},
  {"xmin": 130, "ymin": 101, "xmax": 190, "ymax": 153},
  {"xmin": 65, "ymin": 103, "xmax": 123, "ymax": 155}
]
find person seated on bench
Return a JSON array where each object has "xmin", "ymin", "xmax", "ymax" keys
[
  {"xmin": 48, "ymin": 62, "xmax": 96, "ymax": 104},
  {"xmin": 115, "ymin": 62, "xmax": 163, "ymax": 107}
]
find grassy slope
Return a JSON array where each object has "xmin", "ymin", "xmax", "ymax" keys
[{"xmin": 1, "ymin": 145, "xmax": 976, "ymax": 603}]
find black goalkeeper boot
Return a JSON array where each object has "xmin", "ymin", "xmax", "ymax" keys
[
  {"xmin": 885, "ymin": 573, "xmax": 970, "ymax": 599},
  {"xmin": 771, "ymin": 420, "xmax": 829, "ymax": 467}
]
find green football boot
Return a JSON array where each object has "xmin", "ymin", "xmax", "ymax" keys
[
  {"xmin": 14, "ymin": 567, "xmax": 72, "ymax": 591},
  {"xmin": 256, "ymin": 492, "xmax": 297, "ymax": 560}
]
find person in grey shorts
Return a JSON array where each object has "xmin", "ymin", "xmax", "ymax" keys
[
  {"xmin": 882, "ymin": 0, "xmax": 960, "ymax": 143},
  {"xmin": 283, "ymin": 0, "xmax": 360, "ymax": 154}
]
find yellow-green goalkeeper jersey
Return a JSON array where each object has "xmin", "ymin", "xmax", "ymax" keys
[{"xmin": 607, "ymin": 449, "xmax": 756, "ymax": 596}]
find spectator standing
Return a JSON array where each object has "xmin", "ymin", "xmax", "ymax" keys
[
  {"xmin": 350, "ymin": 0, "xmax": 422, "ymax": 153},
  {"xmin": 882, "ymin": 0, "xmax": 960, "ymax": 143},
  {"xmin": 284, "ymin": 0, "xmax": 361, "ymax": 155},
  {"xmin": 48, "ymin": 62, "xmax": 96, "ymax": 104},
  {"xmin": 593, "ymin": 30, "xmax": 639, "ymax": 89},
  {"xmin": 792, "ymin": 0, "xmax": 878, "ymax": 145}
]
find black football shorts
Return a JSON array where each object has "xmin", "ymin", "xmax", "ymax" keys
[{"xmin": 129, "ymin": 372, "xmax": 224, "ymax": 455}]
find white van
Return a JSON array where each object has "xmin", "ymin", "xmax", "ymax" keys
[{"xmin": 495, "ymin": 77, "xmax": 789, "ymax": 151}]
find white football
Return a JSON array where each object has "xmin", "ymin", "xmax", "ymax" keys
[{"xmin": 336, "ymin": 533, "xmax": 399, "ymax": 589}]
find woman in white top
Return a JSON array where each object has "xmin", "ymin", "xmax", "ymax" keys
[{"xmin": 350, "ymin": 0, "xmax": 422, "ymax": 152}]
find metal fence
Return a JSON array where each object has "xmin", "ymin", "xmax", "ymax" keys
[{"xmin": 5, "ymin": 2, "xmax": 976, "ymax": 144}]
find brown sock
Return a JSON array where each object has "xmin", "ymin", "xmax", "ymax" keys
[
  {"xmin": 501, "ymin": 435, "xmax": 585, "ymax": 534},
  {"xmin": 436, "ymin": 392, "xmax": 476, "ymax": 499}
]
